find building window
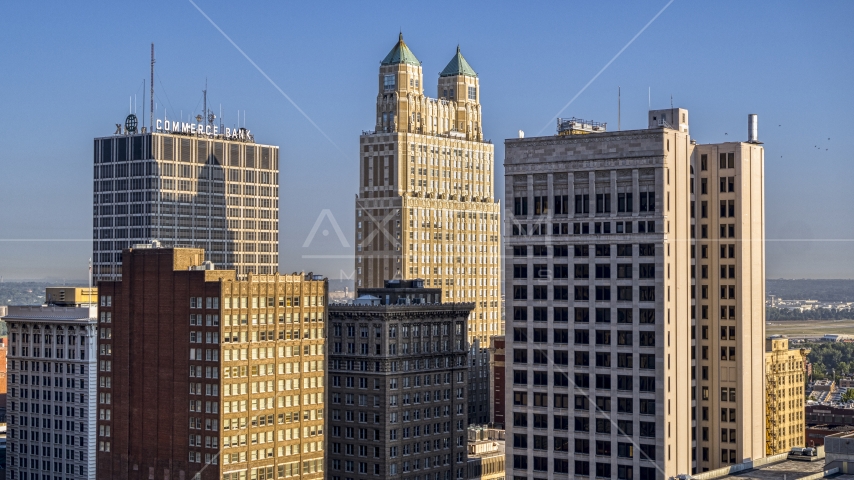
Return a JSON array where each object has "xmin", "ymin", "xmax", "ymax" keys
[{"xmin": 384, "ymin": 74, "xmax": 396, "ymax": 91}]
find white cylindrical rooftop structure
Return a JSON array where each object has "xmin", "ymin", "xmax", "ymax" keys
[{"xmin": 748, "ymin": 114, "xmax": 758, "ymax": 143}]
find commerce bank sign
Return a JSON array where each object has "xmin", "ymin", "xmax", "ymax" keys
[{"xmin": 155, "ymin": 118, "xmax": 252, "ymax": 141}]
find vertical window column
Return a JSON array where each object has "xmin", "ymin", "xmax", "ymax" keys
[
  {"xmin": 610, "ymin": 170, "xmax": 618, "ymax": 217},
  {"xmin": 632, "ymin": 169, "xmax": 640, "ymax": 215},
  {"xmin": 567, "ymin": 172, "xmax": 575, "ymax": 220},
  {"xmin": 526, "ymin": 175, "xmax": 534, "ymax": 220},
  {"xmin": 546, "ymin": 173, "xmax": 554, "ymax": 221},
  {"xmin": 587, "ymin": 172, "xmax": 595, "ymax": 217}
]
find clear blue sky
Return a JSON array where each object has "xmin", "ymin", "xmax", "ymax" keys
[{"xmin": 1, "ymin": 1, "xmax": 852, "ymax": 280}]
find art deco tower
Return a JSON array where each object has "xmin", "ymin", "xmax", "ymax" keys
[{"xmin": 355, "ymin": 35, "xmax": 501, "ymax": 344}]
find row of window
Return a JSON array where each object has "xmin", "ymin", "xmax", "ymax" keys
[
  {"xmin": 512, "ymin": 360, "xmax": 657, "ymax": 385},
  {"xmin": 10, "ymin": 387, "xmax": 89, "ymax": 405},
  {"xmin": 515, "ymin": 263, "xmax": 657, "ymax": 281},
  {"xmin": 513, "ymin": 244, "xmax": 655, "ymax": 258},
  {"xmin": 10, "ymin": 416, "xmax": 86, "ymax": 432},
  {"xmin": 7, "ymin": 428, "xmax": 86, "ymax": 446},
  {"xmin": 515, "ymin": 462, "xmax": 656, "ymax": 479},
  {"xmin": 513, "ymin": 406, "xmax": 656, "ymax": 433},
  {"xmin": 698, "ymin": 152, "xmax": 737, "ymax": 171},
  {"xmin": 333, "ymin": 340, "xmax": 457, "ymax": 356},
  {"xmin": 9, "ymin": 347, "xmax": 87, "ymax": 360},
  {"xmin": 9, "ymin": 332, "xmax": 85, "ymax": 346},
  {"xmin": 7, "ymin": 464, "xmax": 88, "ymax": 478},
  {"xmin": 332, "ymin": 323, "xmax": 461, "ymax": 339},
  {"xmin": 514, "ymin": 285, "xmax": 656, "ymax": 303},
  {"xmin": 513, "ymin": 375, "xmax": 655, "ymax": 399},
  {"xmin": 332, "ymin": 374, "xmax": 452, "ymax": 389},
  {"xmin": 696, "ymin": 345, "xmax": 739, "ymax": 362},
  {"xmin": 514, "ymin": 434, "xmax": 656, "ymax": 454},
  {"xmin": 223, "ymin": 295, "xmax": 324, "ymax": 309},
  {"xmin": 514, "ymin": 192, "xmax": 655, "ymax": 217},
  {"xmin": 512, "ymin": 307, "xmax": 657, "ymax": 324},
  {"xmin": 9, "ymin": 406, "xmax": 83, "ymax": 425},
  {"xmin": 513, "ymin": 219, "xmax": 658, "ymax": 236},
  {"xmin": 513, "ymin": 454, "xmax": 658, "ymax": 472},
  {"xmin": 513, "ymin": 329, "xmax": 656, "ymax": 349}
]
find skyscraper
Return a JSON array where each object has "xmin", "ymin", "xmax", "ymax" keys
[
  {"xmin": 95, "ymin": 245, "xmax": 327, "ymax": 480},
  {"xmin": 692, "ymin": 122, "xmax": 766, "ymax": 468},
  {"xmin": 355, "ymin": 35, "xmax": 501, "ymax": 345},
  {"xmin": 503, "ymin": 110, "xmax": 765, "ymax": 477},
  {"xmin": 92, "ymin": 123, "xmax": 279, "ymax": 282},
  {"xmin": 3, "ymin": 287, "xmax": 99, "ymax": 480},
  {"xmin": 326, "ymin": 279, "xmax": 474, "ymax": 480}
]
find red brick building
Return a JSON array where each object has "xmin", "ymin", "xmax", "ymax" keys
[{"xmin": 489, "ymin": 336, "xmax": 504, "ymax": 428}]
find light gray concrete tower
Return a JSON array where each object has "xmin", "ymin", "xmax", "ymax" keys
[
  {"xmin": 502, "ymin": 110, "xmax": 765, "ymax": 478},
  {"xmin": 3, "ymin": 288, "xmax": 99, "ymax": 480}
]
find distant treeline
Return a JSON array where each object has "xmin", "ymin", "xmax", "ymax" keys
[
  {"xmin": 805, "ymin": 342, "xmax": 854, "ymax": 380},
  {"xmin": 767, "ymin": 279, "xmax": 854, "ymax": 302},
  {"xmin": 767, "ymin": 306, "xmax": 854, "ymax": 321}
]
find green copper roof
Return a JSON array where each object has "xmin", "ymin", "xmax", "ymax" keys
[
  {"xmin": 439, "ymin": 46, "xmax": 477, "ymax": 77},
  {"xmin": 381, "ymin": 33, "xmax": 421, "ymax": 66}
]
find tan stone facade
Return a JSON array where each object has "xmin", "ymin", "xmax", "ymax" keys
[
  {"xmin": 693, "ymin": 139, "xmax": 766, "ymax": 469},
  {"xmin": 355, "ymin": 36, "xmax": 501, "ymax": 345},
  {"xmin": 219, "ymin": 271, "xmax": 327, "ymax": 480},
  {"xmin": 764, "ymin": 337, "xmax": 808, "ymax": 455}
]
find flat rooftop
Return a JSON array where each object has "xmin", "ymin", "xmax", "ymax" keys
[
  {"xmin": 713, "ymin": 456, "xmax": 854, "ymax": 480},
  {"xmin": 722, "ymin": 459, "xmax": 825, "ymax": 479}
]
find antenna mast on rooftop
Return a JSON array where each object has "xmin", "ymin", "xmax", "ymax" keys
[{"xmin": 150, "ymin": 43, "xmax": 155, "ymax": 131}]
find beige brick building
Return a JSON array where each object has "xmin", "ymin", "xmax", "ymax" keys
[
  {"xmin": 503, "ymin": 109, "xmax": 766, "ymax": 477},
  {"xmin": 355, "ymin": 35, "xmax": 501, "ymax": 345},
  {"xmin": 764, "ymin": 336, "xmax": 808, "ymax": 455},
  {"xmin": 693, "ymin": 132, "xmax": 766, "ymax": 469}
]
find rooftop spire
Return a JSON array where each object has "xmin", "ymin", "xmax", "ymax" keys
[
  {"xmin": 440, "ymin": 46, "xmax": 477, "ymax": 78},
  {"xmin": 381, "ymin": 33, "xmax": 421, "ymax": 66}
]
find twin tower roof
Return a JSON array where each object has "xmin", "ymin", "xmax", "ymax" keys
[{"xmin": 381, "ymin": 33, "xmax": 477, "ymax": 78}]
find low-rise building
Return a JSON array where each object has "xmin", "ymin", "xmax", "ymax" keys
[
  {"xmin": 825, "ymin": 430, "xmax": 854, "ymax": 471},
  {"xmin": 465, "ymin": 426, "xmax": 504, "ymax": 480},
  {"xmin": 807, "ymin": 404, "xmax": 854, "ymax": 425},
  {"xmin": 765, "ymin": 336, "xmax": 809, "ymax": 454},
  {"xmin": 806, "ymin": 424, "xmax": 854, "ymax": 447},
  {"xmin": 2, "ymin": 288, "xmax": 99, "ymax": 480}
]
